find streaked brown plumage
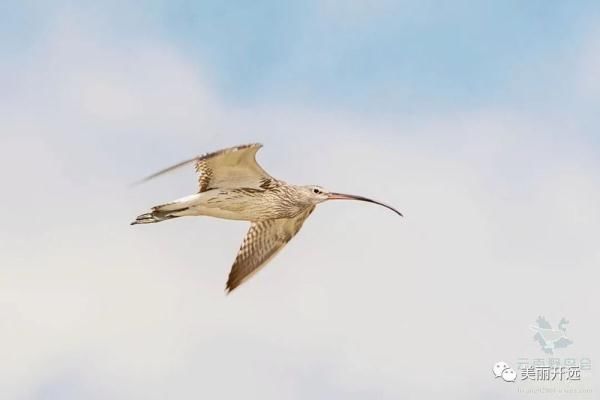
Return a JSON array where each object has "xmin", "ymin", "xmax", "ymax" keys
[{"xmin": 132, "ymin": 143, "xmax": 402, "ymax": 293}]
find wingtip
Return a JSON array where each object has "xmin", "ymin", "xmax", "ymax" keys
[
  {"xmin": 132, "ymin": 157, "xmax": 201, "ymax": 187},
  {"xmin": 128, "ymin": 180, "xmax": 145, "ymax": 189}
]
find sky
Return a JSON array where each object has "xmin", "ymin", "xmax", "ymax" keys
[{"xmin": 1, "ymin": 1, "xmax": 599, "ymax": 399}]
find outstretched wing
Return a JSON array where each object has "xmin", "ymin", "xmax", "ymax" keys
[
  {"xmin": 136, "ymin": 143, "xmax": 276, "ymax": 192},
  {"xmin": 226, "ymin": 206, "xmax": 315, "ymax": 293},
  {"xmin": 195, "ymin": 143, "xmax": 275, "ymax": 192}
]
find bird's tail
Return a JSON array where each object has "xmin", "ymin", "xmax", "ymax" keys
[
  {"xmin": 131, "ymin": 203, "xmax": 190, "ymax": 225},
  {"xmin": 131, "ymin": 211, "xmax": 177, "ymax": 225},
  {"xmin": 131, "ymin": 194, "xmax": 203, "ymax": 225}
]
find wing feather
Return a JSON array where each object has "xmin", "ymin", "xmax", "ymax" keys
[
  {"xmin": 135, "ymin": 143, "xmax": 276, "ymax": 191},
  {"xmin": 195, "ymin": 143, "xmax": 273, "ymax": 192},
  {"xmin": 226, "ymin": 206, "xmax": 315, "ymax": 293}
]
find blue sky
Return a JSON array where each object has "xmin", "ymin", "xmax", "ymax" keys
[
  {"xmin": 1, "ymin": 2, "xmax": 599, "ymax": 400},
  {"xmin": 3, "ymin": 0, "xmax": 600, "ymax": 112}
]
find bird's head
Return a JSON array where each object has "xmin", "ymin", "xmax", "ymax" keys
[
  {"xmin": 299, "ymin": 185, "xmax": 330, "ymax": 203},
  {"xmin": 300, "ymin": 185, "xmax": 403, "ymax": 216}
]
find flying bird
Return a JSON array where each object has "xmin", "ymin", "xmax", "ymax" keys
[{"xmin": 132, "ymin": 143, "xmax": 402, "ymax": 293}]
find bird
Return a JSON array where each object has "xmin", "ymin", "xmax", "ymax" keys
[
  {"xmin": 131, "ymin": 143, "xmax": 402, "ymax": 293},
  {"xmin": 530, "ymin": 317, "xmax": 573, "ymax": 354}
]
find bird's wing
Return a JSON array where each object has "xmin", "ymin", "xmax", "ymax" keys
[
  {"xmin": 136, "ymin": 143, "xmax": 276, "ymax": 192},
  {"xmin": 195, "ymin": 143, "xmax": 275, "ymax": 192},
  {"xmin": 226, "ymin": 206, "xmax": 315, "ymax": 293}
]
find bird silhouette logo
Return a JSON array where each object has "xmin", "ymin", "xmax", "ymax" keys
[{"xmin": 530, "ymin": 316, "xmax": 573, "ymax": 354}]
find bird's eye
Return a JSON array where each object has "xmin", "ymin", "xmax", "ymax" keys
[{"xmin": 313, "ymin": 188, "xmax": 320, "ymax": 194}]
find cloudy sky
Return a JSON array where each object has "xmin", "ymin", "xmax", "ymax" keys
[{"xmin": 1, "ymin": 1, "xmax": 599, "ymax": 399}]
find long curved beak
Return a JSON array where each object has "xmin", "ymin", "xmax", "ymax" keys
[{"xmin": 327, "ymin": 192, "xmax": 403, "ymax": 217}]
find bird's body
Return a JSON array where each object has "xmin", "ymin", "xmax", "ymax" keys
[
  {"xmin": 132, "ymin": 143, "xmax": 402, "ymax": 292},
  {"xmin": 137, "ymin": 185, "xmax": 311, "ymax": 222}
]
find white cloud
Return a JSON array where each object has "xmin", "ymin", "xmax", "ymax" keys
[{"xmin": 0, "ymin": 14, "xmax": 599, "ymax": 400}]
